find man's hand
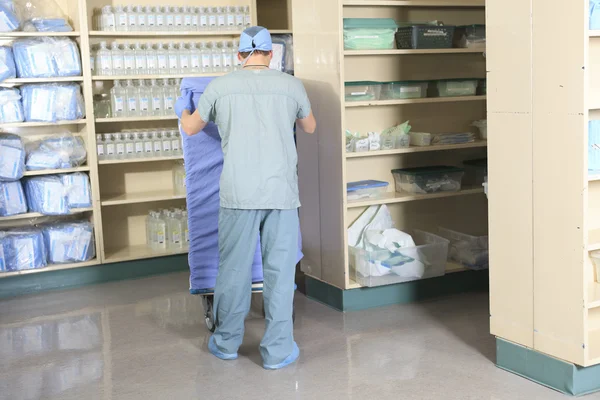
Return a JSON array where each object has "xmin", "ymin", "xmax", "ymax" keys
[{"xmin": 175, "ymin": 91, "xmax": 194, "ymax": 119}]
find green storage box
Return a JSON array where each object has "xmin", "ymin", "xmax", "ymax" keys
[
  {"xmin": 381, "ymin": 81, "xmax": 429, "ymax": 100},
  {"xmin": 343, "ymin": 18, "xmax": 397, "ymax": 50},
  {"xmin": 391, "ymin": 166, "xmax": 465, "ymax": 194},
  {"xmin": 345, "ymin": 81, "xmax": 382, "ymax": 102},
  {"xmin": 431, "ymin": 79, "xmax": 479, "ymax": 97}
]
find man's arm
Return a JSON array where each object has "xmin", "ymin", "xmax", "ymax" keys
[
  {"xmin": 296, "ymin": 110, "xmax": 316, "ymax": 134},
  {"xmin": 180, "ymin": 109, "xmax": 208, "ymax": 136}
]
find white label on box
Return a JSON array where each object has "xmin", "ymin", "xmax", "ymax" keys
[
  {"xmin": 350, "ymin": 91, "xmax": 367, "ymax": 96},
  {"xmin": 400, "ymin": 87, "xmax": 419, "ymax": 93}
]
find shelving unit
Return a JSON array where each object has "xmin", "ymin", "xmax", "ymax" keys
[
  {"xmin": 92, "ymin": 73, "xmax": 225, "ymax": 80},
  {"xmin": 292, "ymin": 1, "xmax": 487, "ymax": 290}
]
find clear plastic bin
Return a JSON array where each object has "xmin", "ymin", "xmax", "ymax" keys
[
  {"xmin": 431, "ymin": 79, "xmax": 479, "ymax": 97},
  {"xmin": 391, "ymin": 166, "xmax": 464, "ymax": 194},
  {"xmin": 347, "ymin": 180, "xmax": 389, "ymax": 201},
  {"xmin": 453, "ymin": 25, "xmax": 486, "ymax": 49},
  {"xmin": 345, "ymin": 81, "xmax": 382, "ymax": 102},
  {"xmin": 380, "ymin": 81, "xmax": 428, "ymax": 100},
  {"xmin": 343, "ymin": 18, "xmax": 397, "ymax": 50},
  {"xmin": 463, "ymin": 158, "xmax": 487, "ymax": 186},
  {"xmin": 438, "ymin": 227, "xmax": 489, "ymax": 270},
  {"xmin": 349, "ymin": 230, "xmax": 449, "ymax": 287}
]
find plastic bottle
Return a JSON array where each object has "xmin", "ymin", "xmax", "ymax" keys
[
  {"xmin": 114, "ymin": 133, "xmax": 125, "ymax": 159},
  {"xmin": 154, "ymin": 6, "xmax": 164, "ymax": 30},
  {"xmin": 189, "ymin": 42, "xmax": 200, "ymax": 73},
  {"xmin": 232, "ymin": 39, "xmax": 241, "ymax": 71},
  {"xmin": 216, "ymin": 7, "xmax": 226, "ymax": 30},
  {"xmin": 178, "ymin": 42, "xmax": 190, "ymax": 73},
  {"xmin": 110, "ymin": 80, "xmax": 126, "ymax": 117},
  {"xmin": 110, "ymin": 42, "xmax": 124, "ymax": 74},
  {"xmin": 146, "ymin": 211, "xmax": 156, "ymax": 248},
  {"xmin": 199, "ymin": 7, "xmax": 208, "ymax": 31},
  {"xmin": 90, "ymin": 45, "xmax": 96, "ymax": 75},
  {"xmin": 173, "ymin": 6, "xmax": 183, "ymax": 31},
  {"xmin": 154, "ymin": 212, "xmax": 167, "ymax": 250},
  {"xmin": 150, "ymin": 79, "xmax": 163, "ymax": 116},
  {"xmin": 190, "ymin": 7, "xmax": 199, "ymax": 30},
  {"xmin": 126, "ymin": 5, "xmax": 137, "ymax": 31},
  {"xmin": 155, "ymin": 42, "xmax": 168, "ymax": 74},
  {"xmin": 104, "ymin": 133, "xmax": 116, "ymax": 159},
  {"xmin": 115, "ymin": 5, "xmax": 128, "ymax": 31},
  {"xmin": 171, "ymin": 129, "xmax": 182, "ymax": 155},
  {"xmin": 167, "ymin": 210, "xmax": 183, "ymax": 250},
  {"xmin": 200, "ymin": 41, "xmax": 211, "ymax": 73},
  {"xmin": 244, "ymin": 5, "xmax": 252, "ymax": 27},
  {"xmin": 101, "ymin": 6, "xmax": 116, "ymax": 31},
  {"xmin": 123, "ymin": 42, "xmax": 135, "ymax": 75},
  {"xmin": 181, "ymin": 210, "xmax": 189, "ymax": 246},
  {"xmin": 124, "ymin": 133, "xmax": 135, "ymax": 158},
  {"xmin": 161, "ymin": 130, "xmax": 172, "ymax": 155},
  {"xmin": 96, "ymin": 134, "xmax": 105, "ymax": 160},
  {"xmin": 235, "ymin": 6, "xmax": 244, "ymax": 31},
  {"xmin": 152, "ymin": 131, "xmax": 162, "ymax": 156},
  {"xmin": 208, "ymin": 7, "xmax": 217, "ymax": 30},
  {"xmin": 226, "ymin": 6, "xmax": 236, "ymax": 31},
  {"xmin": 133, "ymin": 42, "xmax": 148, "ymax": 75},
  {"xmin": 125, "ymin": 79, "xmax": 139, "ymax": 116},
  {"xmin": 142, "ymin": 132, "xmax": 153, "ymax": 157},
  {"xmin": 138, "ymin": 80, "xmax": 150, "ymax": 116},
  {"xmin": 165, "ymin": 6, "xmax": 175, "ymax": 31},
  {"xmin": 135, "ymin": 5, "xmax": 146, "ymax": 31},
  {"xmin": 167, "ymin": 42, "xmax": 179, "ymax": 74},
  {"xmin": 146, "ymin": 43, "xmax": 158, "ymax": 74},
  {"xmin": 97, "ymin": 41, "xmax": 113, "ymax": 76},
  {"xmin": 134, "ymin": 132, "xmax": 145, "ymax": 157},
  {"xmin": 145, "ymin": 6, "xmax": 155, "ymax": 30},
  {"xmin": 210, "ymin": 41, "xmax": 222, "ymax": 73},
  {"xmin": 222, "ymin": 40, "xmax": 232, "ymax": 73}
]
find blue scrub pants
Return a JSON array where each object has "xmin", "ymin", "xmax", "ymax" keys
[{"xmin": 212, "ymin": 207, "xmax": 299, "ymax": 366}]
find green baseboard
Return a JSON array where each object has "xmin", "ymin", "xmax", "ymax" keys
[
  {"xmin": 0, "ymin": 255, "xmax": 189, "ymax": 299},
  {"xmin": 305, "ymin": 269, "xmax": 489, "ymax": 312},
  {"xmin": 496, "ymin": 338, "xmax": 600, "ymax": 397}
]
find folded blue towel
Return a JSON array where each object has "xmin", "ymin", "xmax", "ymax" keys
[
  {"xmin": 42, "ymin": 221, "xmax": 95, "ymax": 264},
  {"xmin": 0, "ymin": 180, "xmax": 27, "ymax": 216},
  {"xmin": 0, "ymin": 87, "xmax": 23, "ymax": 123},
  {"xmin": 3, "ymin": 228, "xmax": 47, "ymax": 271},
  {"xmin": 21, "ymin": 83, "xmax": 85, "ymax": 122}
]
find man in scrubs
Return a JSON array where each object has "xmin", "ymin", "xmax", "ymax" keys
[{"xmin": 176, "ymin": 26, "xmax": 316, "ymax": 370}]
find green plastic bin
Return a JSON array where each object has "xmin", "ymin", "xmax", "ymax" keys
[
  {"xmin": 391, "ymin": 166, "xmax": 465, "ymax": 194},
  {"xmin": 431, "ymin": 79, "xmax": 479, "ymax": 97},
  {"xmin": 345, "ymin": 81, "xmax": 382, "ymax": 102},
  {"xmin": 380, "ymin": 81, "xmax": 429, "ymax": 100},
  {"xmin": 343, "ymin": 18, "xmax": 397, "ymax": 50}
]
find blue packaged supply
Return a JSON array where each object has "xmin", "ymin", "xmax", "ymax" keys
[
  {"xmin": 0, "ymin": 0, "xmax": 20, "ymax": 32},
  {"xmin": 270, "ymin": 34, "xmax": 294, "ymax": 74},
  {"xmin": 592, "ymin": 0, "xmax": 600, "ymax": 30},
  {"xmin": 26, "ymin": 134, "xmax": 87, "ymax": 170},
  {"xmin": 62, "ymin": 173, "xmax": 91, "ymax": 208},
  {"xmin": 3, "ymin": 228, "xmax": 47, "ymax": 271},
  {"xmin": 21, "ymin": 83, "xmax": 85, "ymax": 122},
  {"xmin": 0, "ymin": 133, "xmax": 25, "ymax": 181},
  {"xmin": 27, "ymin": 18, "xmax": 73, "ymax": 32},
  {"xmin": 0, "ymin": 181, "xmax": 27, "ymax": 216},
  {"xmin": 0, "ymin": 87, "xmax": 24, "ymax": 123},
  {"xmin": 13, "ymin": 38, "xmax": 81, "ymax": 78},
  {"xmin": 24, "ymin": 175, "xmax": 69, "ymax": 215},
  {"xmin": 0, "ymin": 232, "xmax": 6, "ymax": 272},
  {"xmin": 43, "ymin": 221, "xmax": 95, "ymax": 264},
  {"xmin": 591, "ymin": 120, "xmax": 600, "ymax": 172},
  {"xmin": 0, "ymin": 46, "xmax": 16, "ymax": 81}
]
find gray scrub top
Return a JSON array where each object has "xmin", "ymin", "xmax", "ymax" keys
[{"xmin": 197, "ymin": 69, "xmax": 311, "ymax": 210}]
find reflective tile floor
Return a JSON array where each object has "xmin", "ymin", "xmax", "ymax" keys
[{"xmin": 0, "ymin": 272, "xmax": 597, "ymax": 400}]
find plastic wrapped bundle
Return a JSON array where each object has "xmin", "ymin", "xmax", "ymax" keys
[
  {"xmin": 15, "ymin": 0, "xmax": 72, "ymax": 32},
  {"xmin": 0, "ymin": 46, "xmax": 16, "ymax": 81},
  {"xmin": 13, "ymin": 38, "xmax": 81, "ymax": 78},
  {"xmin": 62, "ymin": 173, "xmax": 91, "ymax": 208},
  {"xmin": 0, "ymin": 0, "xmax": 21, "ymax": 32},
  {"xmin": 26, "ymin": 134, "xmax": 86, "ymax": 171},
  {"xmin": 24, "ymin": 18, "xmax": 72, "ymax": 32},
  {"xmin": 0, "ymin": 181, "xmax": 27, "ymax": 216},
  {"xmin": 0, "ymin": 232, "xmax": 6, "ymax": 272},
  {"xmin": 21, "ymin": 83, "xmax": 85, "ymax": 122},
  {"xmin": 431, "ymin": 132, "xmax": 475, "ymax": 145},
  {"xmin": 42, "ymin": 221, "xmax": 95, "ymax": 264},
  {"xmin": 23, "ymin": 175, "xmax": 69, "ymax": 215},
  {"xmin": 593, "ymin": 0, "xmax": 600, "ymax": 30},
  {"xmin": 3, "ymin": 228, "xmax": 47, "ymax": 271},
  {"xmin": 0, "ymin": 87, "xmax": 24, "ymax": 123},
  {"xmin": 0, "ymin": 133, "xmax": 25, "ymax": 181},
  {"xmin": 270, "ymin": 34, "xmax": 294, "ymax": 74}
]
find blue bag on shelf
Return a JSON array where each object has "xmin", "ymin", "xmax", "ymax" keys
[
  {"xmin": 3, "ymin": 228, "xmax": 47, "ymax": 271},
  {"xmin": 0, "ymin": 0, "xmax": 21, "ymax": 32},
  {"xmin": 42, "ymin": 221, "xmax": 95, "ymax": 264},
  {"xmin": 13, "ymin": 38, "xmax": 81, "ymax": 78},
  {"xmin": 21, "ymin": 83, "xmax": 84, "ymax": 122},
  {"xmin": 0, "ymin": 133, "xmax": 25, "ymax": 181},
  {"xmin": 0, "ymin": 87, "xmax": 23, "ymax": 123},
  {"xmin": 592, "ymin": 0, "xmax": 600, "ymax": 30},
  {"xmin": 26, "ymin": 134, "xmax": 87, "ymax": 171},
  {"xmin": 0, "ymin": 46, "xmax": 16, "ymax": 82},
  {"xmin": 61, "ymin": 172, "xmax": 91, "ymax": 209},
  {"xmin": 0, "ymin": 180, "xmax": 27, "ymax": 216},
  {"xmin": 26, "ymin": 18, "xmax": 72, "ymax": 32},
  {"xmin": 0, "ymin": 232, "xmax": 6, "ymax": 272},
  {"xmin": 590, "ymin": 120, "xmax": 600, "ymax": 172},
  {"xmin": 23, "ymin": 175, "xmax": 69, "ymax": 215}
]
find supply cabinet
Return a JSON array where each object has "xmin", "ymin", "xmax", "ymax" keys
[{"xmin": 0, "ymin": 0, "xmax": 292, "ymax": 277}]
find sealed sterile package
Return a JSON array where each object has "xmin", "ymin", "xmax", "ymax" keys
[
  {"xmin": 0, "ymin": 87, "xmax": 24, "ymax": 123},
  {"xmin": 0, "ymin": 0, "xmax": 21, "ymax": 32},
  {"xmin": 3, "ymin": 228, "xmax": 47, "ymax": 271},
  {"xmin": 0, "ymin": 232, "xmax": 6, "ymax": 271},
  {"xmin": 21, "ymin": 83, "xmax": 84, "ymax": 122},
  {"xmin": 0, "ymin": 46, "xmax": 16, "ymax": 81},
  {"xmin": 0, "ymin": 133, "xmax": 25, "ymax": 181},
  {"xmin": 592, "ymin": 0, "xmax": 600, "ymax": 30},
  {"xmin": 14, "ymin": 0, "xmax": 72, "ymax": 32},
  {"xmin": 0, "ymin": 180, "xmax": 27, "ymax": 216},
  {"xmin": 42, "ymin": 221, "xmax": 95, "ymax": 264},
  {"xmin": 23, "ymin": 175, "xmax": 69, "ymax": 215},
  {"xmin": 61, "ymin": 173, "xmax": 91, "ymax": 208},
  {"xmin": 26, "ymin": 133, "xmax": 86, "ymax": 170},
  {"xmin": 13, "ymin": 38, "xmax": 81, "ymax": 78},
  {"xmin": 270, "ymin": 34, "xmax": 294, "ymax": 74}
]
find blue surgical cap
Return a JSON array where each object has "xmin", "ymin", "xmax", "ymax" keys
[{"xmin": 238, "ymin": 26, "xmax": 273, "ymax": 52}]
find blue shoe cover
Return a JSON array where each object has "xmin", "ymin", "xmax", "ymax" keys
[
  {"xmin": 263, "ymin": 342, "xmax": 300, "ymax": 370},
  {"xmin": 208, "ymin": 335, "xmax": 238, "ymax": 360}
]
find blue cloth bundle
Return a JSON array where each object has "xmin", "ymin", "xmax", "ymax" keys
[
  {"xmin": 0, "ymin": 0, "xmax": 20, "ymax": 32},
  {"xmin": 0, "ymin": 87, "xmax": 23, "ymax": 123},
  {"xmin": 0, "ymin": 180, "xmax": 26, "ymax": 216},
  {"xmin": 26, "ymin": 134, "xmax": 86, "ymax": 171},
  {"xmin": 13, "ymin": 38, "xmax": 81, "ymax": 78},
  {"xmin": 2, "ymin": 228, "xmax": 47, "ymax": 271},
  {"xmin": 23, "ymin": 175, "xmax": 69, "ymax": 215},
  {"xmin": 61, "ymin": 173, "xmax": 91, "ymax": 209},
  {"xmin": 0, "ymin": 133, "xmax": 25, "ymax": 181},
  {"xmin": 0, "ymin": 46, "xmax": 16, "ymax": 81},
  {"xmin": 27, "ymin": 18, "xmax": 73, "ymax": 32},
  {"xmin": 21, "ymin": 83, "xmax": 85, "ymax": 122},
  {"xmin": 42, "ymin": 221, "xmax": 95, "ymax": 264},
  {"xmin": 592, "ymin": 1, "xmax": 600, "ymax": 30}
]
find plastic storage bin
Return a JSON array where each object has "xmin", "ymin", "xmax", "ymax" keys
[
  {"xmin": 463, "ymin": 158, "xmax": 487, "ymax": 186},
  {"xmin": 345, "ymin": 81, "xmax": 382, "ymax": 102},
  {"xmin": 431, "ymin": 79, "xmax": 478, "ymax": 97},
  {"xmin": 438, "ymin": 227, "xmax": 489, "ymax": 270},
  {"xmin": 453, "ymin": 25, "xmax": 486, "ymax": 48},
  {"xmin": 343, "ymin": 18, "xmax": 397, "ymax": 50},
  {"xmin": 380, "ymin": 81, "xmax": 428, "ymax": 100},
  {"xmin": 395, "ymin": 25, "xmax": 455, "ymax": 49},
  {"xmin": 392, "ymin": 166, "xmax": 464, "ymax": 194},
  {"xmin": 349, "ymin": 230, "xmax": 449, "ymax": 287},
  {"xmin": 347, "ymin": 180, "xmax": 389, "ymax": 201}
]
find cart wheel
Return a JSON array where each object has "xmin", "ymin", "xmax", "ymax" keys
[{"xmin": 202, "ymin": 296, "xmax": 216, "ymax": 333}]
